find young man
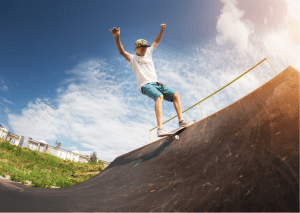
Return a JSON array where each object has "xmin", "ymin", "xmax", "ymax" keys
[{"xmin": 109, "ymin": 24, "xmax": 192, "ymax": 136}]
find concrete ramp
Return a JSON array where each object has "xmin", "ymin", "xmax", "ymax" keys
[{"xmin": 0, "ymin": 66, "xmax": 299, "ymax": 212}]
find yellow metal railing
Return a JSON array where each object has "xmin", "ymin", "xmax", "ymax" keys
[{"xmin": 149, "ymin": 57, "xmax": 277, "ymax": 143}]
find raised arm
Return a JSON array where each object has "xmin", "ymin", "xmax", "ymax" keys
[
  {"xmin": 152, "ymin": 24, "xmax": 167, "ymax": 50},
  {"xmin": 109, "ymin": 27, "xmax": 130, "ymax": 61}
]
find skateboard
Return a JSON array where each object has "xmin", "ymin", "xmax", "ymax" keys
[{"xmin": 158, "ymin": 120, "xmax": 196, "ymax": 139}]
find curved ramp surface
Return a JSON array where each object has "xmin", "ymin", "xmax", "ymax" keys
[{"xmin": 0, "ymin": 66, "xmax": 299, "ymax": 212}]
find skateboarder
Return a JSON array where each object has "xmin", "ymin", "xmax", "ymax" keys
[{"xmin": 109, "ymin": 24, "xmax": 193, "ymax": 136}]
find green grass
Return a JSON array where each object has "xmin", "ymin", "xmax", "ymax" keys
[{"xmin": 0, "ymin": 139, "xmax": 109, "ymax": 188}]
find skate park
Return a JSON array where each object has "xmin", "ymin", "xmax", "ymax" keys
[{"xmin": 0, "ymin": 65, "xmax": 298, "ymax": 211}]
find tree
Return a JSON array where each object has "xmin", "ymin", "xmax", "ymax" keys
[{"xmin": 90, "ymin": 152, "xmax": 97, "ymax": 163}]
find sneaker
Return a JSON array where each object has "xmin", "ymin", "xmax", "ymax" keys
[
  {"xmin": 157, "ymin": 127, "xmax": 168, "ymax": 137},
  {"xmin": 179, "ymin": 119, "xmax": 192, "ymax": 127}
]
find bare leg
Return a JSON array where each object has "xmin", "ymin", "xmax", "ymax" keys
[
  {"xmin": 155, "ymin": 95, "xmax": 164, "ymax": 128},
  {"xmin": 172, "ymin": 92, "xmax": 183, "ymax": 122}
]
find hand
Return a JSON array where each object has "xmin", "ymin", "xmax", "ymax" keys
[
  {"xmin": 161, "ymin": 24, "xmax": 166, "ymax": 30},
  {"xmin": 109, "ymin": 27, "xmax": 120, "ymax": 38}
]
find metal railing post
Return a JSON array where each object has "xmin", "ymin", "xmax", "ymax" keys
[
  {"xmin": 199, "ymin": 103, "xmax": 204, "ymax": 119},
  {"xmin": 265, "ymin": 58, "xmax": 278, "ymax": 75}
]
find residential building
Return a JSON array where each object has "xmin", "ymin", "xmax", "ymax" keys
[
  {"xmin": 0, "ymin": 126, "xmax": 109, "ymax": 167},
  {"xmin": 0, "ymin": 127, "xmax": 24, "ymax": 147},
  {"xmin": 25, "ymin": 138, "xmax": 110, "ymax": 166}
]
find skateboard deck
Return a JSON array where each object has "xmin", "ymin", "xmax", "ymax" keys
[{"xmin": 158, "ymin": 120, "xmax": 196, "ymax": 139}]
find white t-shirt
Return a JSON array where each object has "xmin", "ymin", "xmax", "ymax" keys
[{"xmin": 127, "ymin": 46, "xmax": 158, "ymax": 93}]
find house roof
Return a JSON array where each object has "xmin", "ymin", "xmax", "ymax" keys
[
  {"xmin": 71, "ymin": 150, "xmax": 81, "ymax": 154},
  {"xmin": 1, "ymin": 128, "xmax": 8, "ymax": 132},
  {"xmin": 8, "ymin": 132, "xmax": 19, "ymax": 138},
  {"xmin": 38, "ymin": 140, "xmax": 48, "ymax": 144}
]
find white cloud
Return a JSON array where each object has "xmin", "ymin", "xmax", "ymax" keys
[
  {"xmin": 1, "ymin": 97, "xmax": 13, "ymax": 104},
  {"xmin": 8, "ymin": 59, "xmax": 156, "ymax": 162},
  {"xmin": 269, "ymin": 7, "xmax": 274, "ymax": 17},
  {"xmin": 215, "ymin": 0, "xmax": 299, "ymax": 70},
  {"xmin": 216, "ymin": 0, "xmax": 254, "ymax": 53},
  {"xmin": 285, "ymin": 0, "xmax": 300, "ymax": 45},
  {"xmin": 0, "ymin": 78, "xmax": 8, "ymax": 92},
  {"xmin": 4, "ymin": 107, "xmax": 10, "ymax": 114}
]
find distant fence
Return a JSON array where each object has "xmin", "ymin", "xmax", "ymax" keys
[{"xmin": 149, "ymin": 57, "xmax": 277, "ymax": 143}]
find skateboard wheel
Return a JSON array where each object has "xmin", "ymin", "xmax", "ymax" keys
[{"xmin": 175, "ymin": 135, "xmax": 179, "ymax": 139}]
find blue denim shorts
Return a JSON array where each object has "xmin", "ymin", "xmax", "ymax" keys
[{"xmin": 141, "ymin": 82, "xmax": 176, "ymax": 102}]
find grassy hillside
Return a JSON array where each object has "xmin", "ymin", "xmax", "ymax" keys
[{"xmin": 0, "ymin": 139, "xmax": 108, "ymax": 188}]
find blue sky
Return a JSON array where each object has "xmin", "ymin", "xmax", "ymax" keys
[{"xmin": 1, "ymin": 0, "xmax": 299, "ymax": 162}]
